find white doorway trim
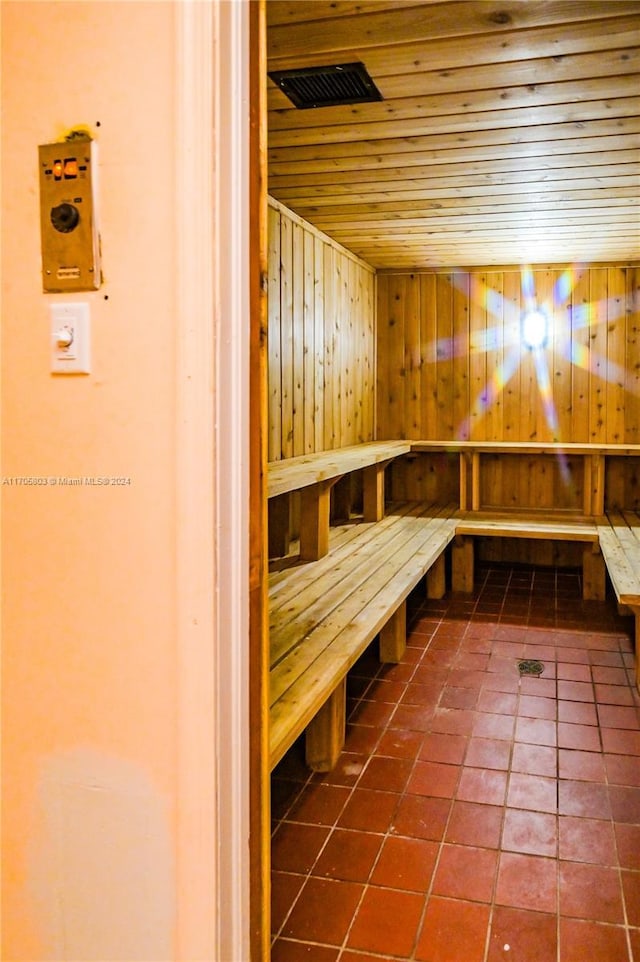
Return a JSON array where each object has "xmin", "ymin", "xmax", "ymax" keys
[{"xmin": 175, "ymin": 1, "xmax": 251, "ymax": 959}]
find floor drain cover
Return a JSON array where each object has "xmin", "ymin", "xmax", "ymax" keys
[{"xmin": 518, "ymin": 659, "xmax": 545, "ymax": 676}]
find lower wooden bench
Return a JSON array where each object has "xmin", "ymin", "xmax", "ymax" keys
[
  {"xmin": 451, "ymin": 512, "xmax": 604, "ymax": 600},
  {"xmin": 596, "ymin": 510, "xmax": 640, "ymax": 687},
  {"xmin": 269, "ymin": 501, "xmax": 457, "ymax": 772}
]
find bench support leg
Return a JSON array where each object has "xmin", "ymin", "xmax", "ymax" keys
[
  {"xmin": 331, "ymin": 475, "xmax": 352, "ymax": 523},
  {"xmin": 268, "ymin": 493, "xmax": 290, "ymax": 558},
  {"xmin": 582, "ymin": 545, "xmax": 606, "ymax": 601},
  {"xmin": 427, "ymin": 553, "xmax": 446, "ymax": 600},
  {"xmin": 452, "ymin": 536, "xmax": 474, "ymax": 593},
  {"xmin": 300, "ymin": 480, "xmax": 335, "ymax": 561},
  {"xmin": 363, "ymin": 462, "xmax": 387, "ymax": 522},
  {"xmin": 306, "ymin": 679, "xmax": 346, "ymax": 772},
  {"xmin": 379, "ymin": 601, "xmax": 407, "ymax": 663}
]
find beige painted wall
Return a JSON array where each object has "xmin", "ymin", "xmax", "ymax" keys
[{"xmin": 2, "ymin": 3, "xmax": 182, "ymax": 958}]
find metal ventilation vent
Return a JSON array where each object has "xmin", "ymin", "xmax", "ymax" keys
[{"xmin": 268, "ymin": 62, "xmax": 383, "ymax": 109}]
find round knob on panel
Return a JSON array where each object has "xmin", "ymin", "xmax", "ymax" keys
[
  {"xmin": 54, "ymin": 327, "xmax": 74, "ymax": 348},
  {"xmin": 50, "ymin": 203, "xmax": 80, "ymax": 233}
]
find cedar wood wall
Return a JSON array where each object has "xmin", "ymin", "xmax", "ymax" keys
[{"xmin": 268, "ymin": 198, "xmax": 639, "ymax": 538}]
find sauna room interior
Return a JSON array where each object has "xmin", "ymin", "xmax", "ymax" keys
[{"xmin": 265, "ymin": 2, "xmax": 640, "ymax": 960}]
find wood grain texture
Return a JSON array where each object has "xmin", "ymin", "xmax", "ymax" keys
[
  {"xmin": 267, "ymin": 1, "xmax": 640, "ymax": 268},
  {"xmin": 377, "ymin": 267, "xmax": 640, "ymax": 445},
  {"xmin": 267, "ymin": 198, "xmax": 375, "ymax": 459}
]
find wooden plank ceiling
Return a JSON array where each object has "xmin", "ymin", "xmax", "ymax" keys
[{"xmin": 266, "ymin": 0, "xmax": 640, "ymax": 269}]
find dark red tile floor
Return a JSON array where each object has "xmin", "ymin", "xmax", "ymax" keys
[{"xmin": 271, "ymin": 564, "xmax": 640, "ymax": 961}]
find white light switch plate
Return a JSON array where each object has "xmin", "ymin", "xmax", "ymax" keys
[{"xmin": 50, "ymin": 302, "xmax": 90, "ymax": 374}]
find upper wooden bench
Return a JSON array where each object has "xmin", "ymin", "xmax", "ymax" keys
[
  {"xmin": 268, "ymin": 441, "xmax": 410, "ymax": 560},
  {"xmin": 269, "ymin": 500, "xmax": 457, "ymax": 771},
  {"xmin": 596, "ymin": 510, "xmax": 640, "ymax": 686}
]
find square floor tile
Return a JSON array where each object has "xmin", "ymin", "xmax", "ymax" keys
[
  {"xmin": 495, "ymin": 852, "xmax": 557, "ymax": 913},
  {"xmin": 287, "ymin": 783, "xmax": 351, "ymax": 826},
  {"xmin": 518, "ymin": 694, "xmax": 557, "ymax": 720},
  {"xmin": 346, "ymin": 886, "xmax": 424, "ymax": 957},
  {"xmin": 464, "ymin": 736, "xmax": 511, "ymax": 770},
  {"xmin": 557, "ymin": 680, "xmax": 595, "ymax": 702},
  {"xmin": 558, "ymin": 779, "xmax": 612, "ymax": 819},
  {"xmin": 445, "ymin": 800, "xmax": 503, "ymax": 849},
  {"xmin": 420, "ymin": 731, "xmax": 468, "ymax": 765},
  {"xmin": 515, "ymin": 716, "xmax": 557, "ymax": 747},
  {"xmin": 557, "ymin": 699, "xmax": 598, "ymax": 726},
  {"xmin": 271, "ymin": 872, "xmax": 306, "ymax": 934},
  {"xmin": 507, "ymin": 773, "xmax": 557, "ymax": 813},
  {"xmin": 487, "ymin": 906, "xmax": 557, "ymax": 962},
  {"xmin": 457, "ymin": 767, "xmax": 508, "ymax": 805},
  {"xmin": 431, "ymin": 844, "xmax": 498, "ymax": 902},
  {"xmin": 601, "ymin": 728, "xmax": 640, "ymax": 756},
  {"xmin": 272, "ymin": 822, "xmax": 330, "ymax": 874},
  {"xmin": 477, "ymin": 689, "xmax": 518, "ymax": 714},
  {"xmin": 375, "ymin": 728, "xmax": 424, "ymax": 759},
  {"xmin": 415, "ymin": 897, "xmax": 490, "ymax": 962},
  {"xmin": 558, "ymin": 748, "xmax": 607, "ymax": 782},
  {"xmin": 391, "ymin": 793, "xmax": 451, "ymax": 842},
  {"xmin": 559, "ymin": 861, "xmax": 624, "ymax": 923},
  {"xmin": 621, "ymin": 869, "xmax": 640, "ymax": 926},
  {"xmin": 473, "ymin": 712, "xmax": 516, "ymax": 741},
  {"xmin": 510, "ymin": 742, "xmax": 557, "ymax": 778},
  {"xmin": 358, "ymin": 754, "xmax": 413, "ymax": 793},
  {"xmin": 502, "ymin": 809, "xmax": 557, "ymax": 857},
  {"xmin": 557, "ymin": 721, "xmax": 601, "ymax": 751},
  {"xmin": 281, "ymin": 876, "xmax": 364, "ymax": 945},
  {"xmin": 407, "ymin": 760, "xmax": 461, "ymax": 799},
  {"xmin": 337, "ymin": 789, "xmax": 399, "ymax": 833},
  {"xmin": 595, "ymin": 683, "xmax": 635, "ymax": 706},
  {"xmin": 605, "ymin": 754, "xmax": 640, "ymax": 787},
  {"xmin": 592, "ymin": 666, "xmax": 629, "ymax": 686},
  {"xmin": 614, "ymin": 822, "xmax": 640, "ymax": 869},
  {"xmin": 370, "ymin": 835, "xmax": 438, "ymax": 891},
  {"xmin": 558, "ymin": 815, "xmax": 617, "ymax": 865},
  {"xmin": 559, "ymin": 919, "xmax": 630, "ymax": 962},
  {"xmin": 598, "ymin": 704, "xmax": 640, "ymax": 730},
  {"xmin": 312, "ymin": 828, "xmax": 382, "ymax": 883},
  {"xmin": 609, "ymin": 784, "xmax": 640, "ymax": 824}
]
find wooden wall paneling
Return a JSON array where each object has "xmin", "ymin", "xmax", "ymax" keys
[
  {"xmin": 484, "ymin": 272, "xmax": 505, "ymax": 505},
  {"xmin": 313, "ymin": 235, "xmax": 325, "ymax": 451},
  {"xmin": 292, "ymin": 222, "xmax": 305, "ymax": 456},
  {"xmin": 626, "ymin": 267, "xmax": 640, "ymax": 447},
  {"xmin": 420, "ymin": 273, "xmax": 438, "ymax": 441},
  {"xmin": 352, "ymin": 259, "xmax": 363, "ymax": 444},
  {"xmin": 533, "ymin": 269, "xmax": 555, "ymax": 446},
  {"xmin": 343, "ymin": 256, "xmax": 355, "ymax": 444},
  {"xmin": 267, "ymin": 204, "xmax": 282, "ymax": 461},
  {"xmin": 303, "ymin": 228, "xmax": 316, "ymax": 454},
  {"xmin": 387, "ymin": 274, "xmax": 407, "ymax": 439},
  {"xmin": 452, "ymin": 272, "xmax": 470, "ymax": 441},
  {"xmin": 570, "ymin": 268, "xmax": 591, "ymax": 443},
  {"xmin": 553, "ymin": 267, "xmax": 574, "ymax": 443},
  {"xmin": 376, "ymin": 274, "xmax": 390, "ymax": 439},
  {"xmin": 469, "ymin": 272, "xmax": 488, "ymax": 441},
  {"xmin": 364, "ymin": 270, "xmax": 375, "ymax": 441},
  {"xmin": 607, "ymin": 266, "xmax": 627, "ymax": 444},
  {"xmin": 625, "ymin": 267, "xmax": 640, "ymax": 444},
  {"xmin": 280, "ymin": 211, "xmax": 294, "ymax": 457},
  {"xmin": 502, "ymin": 270, "xmax": 521, "ymax": 442},
  {"xmin": 323, "ymin": 243, "xmax": 336, "ymax": 448},
  {"xmin": 589, "ymin": 267, "xmax": 608, "ymax": 442},
  {"xmin": 436, "ymin": 273, "xmax": 454, "ymax": 439},
  {"xmin": 404, "ymin": 274, "xmax": 421, "ymax": 439}
]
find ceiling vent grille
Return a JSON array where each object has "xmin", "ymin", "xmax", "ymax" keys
[{"xmin": 268, "ymin": 62, "xmax": 383, "ymax": 109}]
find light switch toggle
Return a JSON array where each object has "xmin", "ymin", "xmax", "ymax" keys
[{"xmin": 50, "ymin": 302, "xmax": 90, "ymax": 374}]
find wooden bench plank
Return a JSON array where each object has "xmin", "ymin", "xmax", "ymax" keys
[
  {"xmin": 269, "ymin": 502, "xmax": 457, "ymax": 769},
  {"xmin": 268, "ymin": 440, "xmax": 411, "ymax": 497},
  {"xmin": 271, "ymin": 507, "xmax": 457, "ymax": 693}
]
